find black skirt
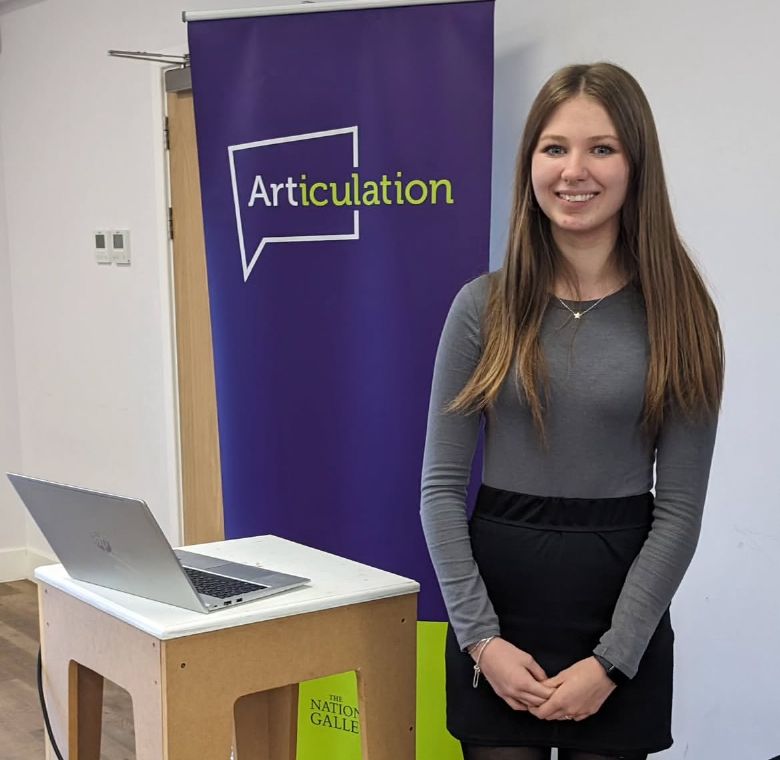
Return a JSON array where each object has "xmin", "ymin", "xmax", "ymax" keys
[{"xmin": 445, "ymin": 485, "xmax": 674, "ymax": 755}]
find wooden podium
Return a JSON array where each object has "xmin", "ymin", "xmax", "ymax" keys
[{"xmin": 35, "ymin": 536, "xmax": 419, "ymax": 759}]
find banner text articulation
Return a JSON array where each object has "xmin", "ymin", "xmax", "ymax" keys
[{"xmin": 248, "ymin": 172, "xmax": 455, "ymax": 208}]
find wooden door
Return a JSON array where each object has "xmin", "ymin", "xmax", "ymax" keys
[{"xmin": 165, "ymin": 68, "xmax": 223, "ymax": 545}]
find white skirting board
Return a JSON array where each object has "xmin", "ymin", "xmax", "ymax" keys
[{"xmin": 0, "ymin": 547, "xmax": 57, "ymax": 582}]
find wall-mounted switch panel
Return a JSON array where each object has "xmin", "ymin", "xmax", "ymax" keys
[
  {"xmin": 110, "ymin": 229, "xmax": 131, "ymax": 265},
  {"xmin": 94, "ymin": 231, "xmax": 111, "ymax": 264}
]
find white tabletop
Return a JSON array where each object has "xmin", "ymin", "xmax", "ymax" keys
[{"xmin": 34, "ymin": 535, "xmax": 420, "ymax": 640}]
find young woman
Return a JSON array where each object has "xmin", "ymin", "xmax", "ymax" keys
[{"xmin": 420, "ymin": 62, "xmax": 724, "ymax": 760}]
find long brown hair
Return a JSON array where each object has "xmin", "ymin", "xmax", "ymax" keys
[{"xmin": 450, "ymin": 62, "xmax": 724, "ymax": 441}]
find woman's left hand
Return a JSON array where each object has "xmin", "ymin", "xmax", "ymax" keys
[{"xmin": 527, "ymin": 656, "xmax": 617, "ymax": 722}]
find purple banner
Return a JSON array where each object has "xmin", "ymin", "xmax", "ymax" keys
[{"xmin": 188, "ymin": 1, "xmax": 494, "ymax": 621}]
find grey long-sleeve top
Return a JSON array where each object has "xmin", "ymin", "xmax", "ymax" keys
[{"xmin": 420, "ymin": 274, "xmax": 719, "ymax": 679}]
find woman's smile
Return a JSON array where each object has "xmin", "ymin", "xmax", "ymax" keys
[{"xmin": 554, "ymin": 191, "xmax": 599, "ymax": 205}]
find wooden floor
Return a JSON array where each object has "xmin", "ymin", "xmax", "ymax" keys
[{"xmin": 0, "ymin": 579, "xmax": 136, "ymax": 759}]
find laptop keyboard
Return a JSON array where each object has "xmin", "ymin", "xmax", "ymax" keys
[{"xmin": 184, "ymin": 567, "xmax": 266, "ymax": 599}]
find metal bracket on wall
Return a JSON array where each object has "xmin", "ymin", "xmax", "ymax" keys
[
  {"xmin": 164, "ymin": 66, "xmax": 192, "ymax": 93},
  {"xmin": 108, "ymin": 50, "xmax": 192, "ymax": 92},
  {"xmin": 108, "ymin": 50, "xmax": 190, "ymax": 66}
]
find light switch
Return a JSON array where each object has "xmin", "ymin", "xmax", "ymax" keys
[
  {"xmin": 94, "ymin": 231, "xmax": 111, "ymax": 264},
  {"xmin": 110, "ymin": 230, "xmax": 131, "ymax": 265}
]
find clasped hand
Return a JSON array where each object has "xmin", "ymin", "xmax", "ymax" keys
[{"xmin": 475, "ymin": 638, "xmax": 616, "ymax": 721}]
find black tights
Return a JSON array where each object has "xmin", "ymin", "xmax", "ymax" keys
[{"xmin": 461, "ymin": 745, "xmax": 648, "ymax": 760}]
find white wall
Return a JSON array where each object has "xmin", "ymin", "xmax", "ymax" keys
[
  {"xmin": 0, "ymin": 1, "xmax": 177, "ymax": 557},
  {"xmin": 0, "ymin": 114, "xmax": 26, "ymax": 579},
  {"xmin": 0, "ymin": 0, "xmax": 776, "ymax": 757}
]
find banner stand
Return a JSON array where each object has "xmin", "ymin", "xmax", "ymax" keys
[{"xmin": 187, "ymin": 3, "xmax": 495, "ymax": 756}]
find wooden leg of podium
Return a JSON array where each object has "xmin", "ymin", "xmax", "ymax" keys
[
  {"xmin": 167, "ymin": 710, "xmax": 235, "ymax": 760},
  {"xmin": 234, "ymin": 684, "xmax": 299, "ymax": 760},
  {"xmin": 355, "ymin": 600, "xmax": 417, "ymax": 760},
  {"xmin": 163, "ymin": 701, "xmax": 235, "ymax": 759},
  {"xmin": 39, "ymin": 587, "xmax": 67, "ymax": 760},
  {"xmin": 39, "ymin": 586, "xmax": 105, "ymax": 760},
  {"xmin": 68, "ymin": 662, "xmax": 104, "ymax": 759},
  {"xmin": 356, "ymin": 659, "xmax": 416, "ymax": 760},
  {"xmin": 39, "ymin": 584, "xmax": 165, "ymax": 760}
]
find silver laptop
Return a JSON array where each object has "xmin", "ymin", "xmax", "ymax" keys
[{"xmin": 7, "ymin": 473, "xmax": 309, "ymax": 613}]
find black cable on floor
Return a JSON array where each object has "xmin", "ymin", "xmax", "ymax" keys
[{"xmin": 36, "ymin": 647, "xmax": 65, "ymax": 760}]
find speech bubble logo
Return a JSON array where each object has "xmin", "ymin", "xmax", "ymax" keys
[{"xmin": 228, "ymin": 126, "xmax": 360, "ymax": 282}]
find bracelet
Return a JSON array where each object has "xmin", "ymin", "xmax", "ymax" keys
[
  {"xmin": 466, "ymin": 637, "xmax": 490, "ymax": 655},
  {"xmin": 471, "ymin": 635, "xmax": 497, "ymax": 688}
]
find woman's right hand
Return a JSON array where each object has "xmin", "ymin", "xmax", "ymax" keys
[{"xmin": 474, "ymin": 637, "xmax": 556, "ymax": 711}]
